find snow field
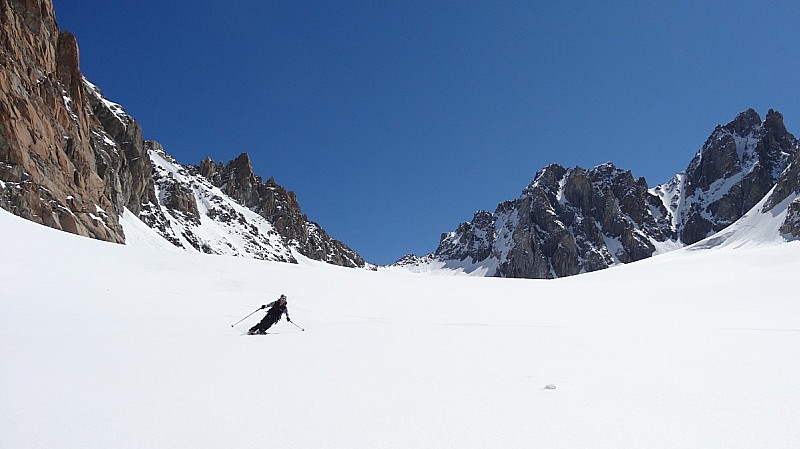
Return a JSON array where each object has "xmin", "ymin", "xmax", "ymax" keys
[{"xmin": 1, "ymin": 208, "xmax": 799, "ymax": 448}]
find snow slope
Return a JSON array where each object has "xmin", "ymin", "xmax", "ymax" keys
[
  {"xmin": 688, "ymin": 187, "xmax": 796, "ymax": 251},
  {"xmin": 2, "ymin": 207, "xmax": 799, "ymax": 449}
]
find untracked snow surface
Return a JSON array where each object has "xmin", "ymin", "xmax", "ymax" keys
[{"xmin": 2, "ymin": 207, "xmax": 799, "ymax": 448}]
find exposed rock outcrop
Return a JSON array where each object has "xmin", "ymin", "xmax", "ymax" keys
[
  {"xmin": 763, "ymin": 142, "xmax": 800, "ymax": 238},
  {"xmin": 763, "ymin": 142, "xmax": 800, "ymax": 211},
  {"xmin": 84, "ymin": 80, "xmax": 158, "ymax": 217},
  {"xmin": 780, "ymin": 198, "xmax": 800, "ymax": 238}
]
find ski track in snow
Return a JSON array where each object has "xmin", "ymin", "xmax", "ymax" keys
[{"xmin": 1, "ymin": 208, "xmax": 800, "ymax": 449}]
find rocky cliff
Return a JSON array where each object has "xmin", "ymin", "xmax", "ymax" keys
[{"xmin": 0, "ymin": 0, "xmax": 154, "ymax": 242}]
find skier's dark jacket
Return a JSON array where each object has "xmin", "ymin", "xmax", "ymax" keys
[{"xmin": 264, "ymin": 299, "xmax": 290, "ymax": 322}]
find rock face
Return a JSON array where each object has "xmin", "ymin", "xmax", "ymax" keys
[
  {"xmin": 780, "ymin": 199, "xmax": 800, "ymax": 237},
  {"xmin": 0, "ymin": 0, "xmax": 123, "ymax": 241},
  {"xmin": 763, "ymin": 142, "xmax": 800, "ymax": 238},
  {"xmin": 197, "ymin": 153, "xmax": 367, "ymax": 268},
  {"xmin": 84, "ymin": 80, "xmax": 158, "ymax": 217},
  {"xmin": 0, "ymin": 0, "xmax": 160, "ymax": 244}
]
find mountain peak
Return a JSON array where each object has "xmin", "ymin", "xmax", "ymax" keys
[
  {"xmin": 523, "ymin": 163, "xmax": 566, "ymax": 196},
  {"xmin": 763, "ymin": 109, "xmax": 792, "ymax": 144},
  {"xmin": 231, "ymin": 152, "xmax": 253, "ymax": 170},
  {"xmin": 766, "ymin": 108, "xmax": 783, "ymax": 123},
  {"xmin": 727, "ymin": 108, "xmax": 762, "ymax": 136}
]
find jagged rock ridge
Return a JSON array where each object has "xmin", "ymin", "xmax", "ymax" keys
[{"xmin": 196, "ymin": 153, "xmax": 366, "ymax": 268}]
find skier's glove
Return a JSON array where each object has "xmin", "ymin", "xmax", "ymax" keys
[{"xmin": 261, "ymin": 305, "xmax": 266, "ymax": 309}]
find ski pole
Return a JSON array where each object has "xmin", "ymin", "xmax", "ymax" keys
[
  {"xmin": 288, "ymin": 319, "xmax": 305, "ymax": 332},
  {"xmin": 230, "ymin": 306, "xmax": 264, "ymax": 327}
]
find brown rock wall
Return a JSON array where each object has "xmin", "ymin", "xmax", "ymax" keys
[{"xmin": 0, "ymin": 0, "xmax": 157, "ymax": 243}]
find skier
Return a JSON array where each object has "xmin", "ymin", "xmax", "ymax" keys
[{"xmin": 247, "ymin": 294, "xmax": 291, "ymax": 335}]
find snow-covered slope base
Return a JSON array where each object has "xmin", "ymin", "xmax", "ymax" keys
[{"xmin": 2, "ymin": 207, "xmax": 799, "ymax": 449}]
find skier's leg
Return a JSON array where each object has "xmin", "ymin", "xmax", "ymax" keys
[
  {"xmin": 248, "ymin": 315, "xmax": 270, "ymax": 334},
  {"xmin": 247, "ymin": 311, "xmax": 280, "ymax": 335},
  {"xmin": 260, "ymin": 316, "xmax": 279, "ymax": 333}
]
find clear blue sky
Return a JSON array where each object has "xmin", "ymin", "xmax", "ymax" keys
[{"xmin": 54, "ymin": 0, "xmax": 799, "ymax": 265}]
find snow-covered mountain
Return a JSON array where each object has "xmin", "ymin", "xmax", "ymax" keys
[
  {"xmin": 0, "ymin": 0, "xmax": 368, "ymax": 269},
  {"xmin": 113, "ymin": 137, "xmax": 368, "ymax": 267},
  {"xmin": 396, "ymin": 163, "xmax": 681, "ymax": 277},
  {"xmin": 398, "ymin": 109, "xmax": 798, "ymax": 278},
  {"xmin": 87, "ymin": 68, "xmax": 368, "ymax": 267}
]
